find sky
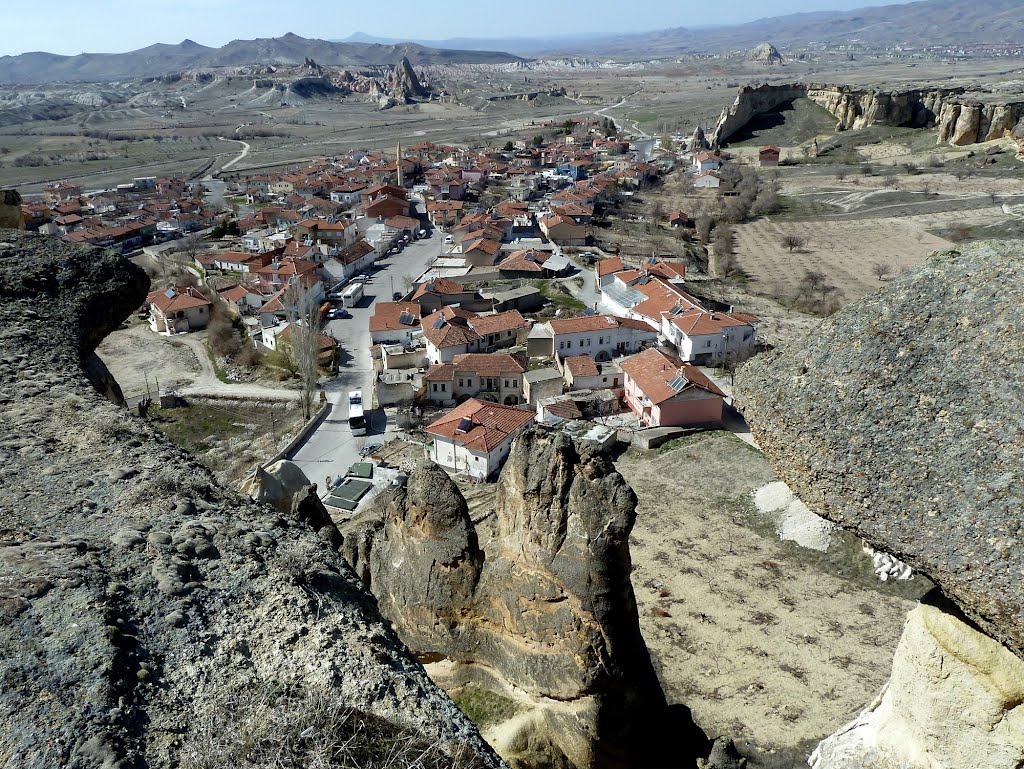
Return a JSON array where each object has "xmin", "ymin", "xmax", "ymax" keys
[{"xmin": 3, "ymin": 0, "xmax": 919, "ymax": 57}]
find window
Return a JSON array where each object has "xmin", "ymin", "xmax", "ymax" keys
[
  {"xmin": 432, "ymin": 383, "xmax": 438, "ymax": 392},
  {"xmin": 599, "ymin": 336, "xmax": 603, "ymax": 344},
  {"xmin": 602, "ymin": 377, "xmax": 607, "ymax": 383},
  {"xmin": 441, "ymin": 383, "xmax": 447, "ymax": 391},
  {"xmin": 587, "ymin": 339, "xmax": 592, "ymax": 347},
  {"xmin": 559, "ymin": 341, "xmax": 564, "ymax": 350},
  {"xmin": 566, "ymin": 340, "xmax": 572, "ymax": 349},
  {"xmin": 458, "ymin": 379, "xmax": 464, "ymax": 387},
  {"xmin": 706, "ymin": 340, "xmax": 712, "ymax": 348}
]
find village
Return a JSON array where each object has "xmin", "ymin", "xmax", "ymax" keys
[{"xmin": 19, "ymin": 117, "xmax": 767, "ymax": 512}]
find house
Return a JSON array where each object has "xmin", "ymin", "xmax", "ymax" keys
[
  {"xmin": 668, "ymin": 211, "xmax": 691, "ymax": 228},
  {"xmin": 421, "ymin": 307, "xmax": 483, "ymax": 363},
  {"xmin": 424, "ymin": 398, "xmax": 535, "ymax": 481},
  {"xmin": 694, "ymin": 172, "xmax": 721, "ymax": 189},
  {"xmin": 596, "ymin": 256, "xmax": 625, "ymax": 288},
  {"xmin": 294, "ymin": 218, "xmax": 356, "ymax": 249},
  {"xmin": 276, "ymin": 323, "xmax": 338, "ymax": 367},
  {"xmin": 523, "ymin": 367, "xmax": 564, "ymax": 407},
  {"xmin": 464, "ymin": 312, "xmax": 525, "ymax": 353},
  {"xmin": 537, "ymin": 211, "xmax": 590, "ymax": 247},
  {"xmin": 691, "ymin": 151, "xmax": 723, "ymax": 174},
  {"xmin": 146, "ymin": 287, "xmax": 211, "ymax": 335},
  {"xmin": 562, "ymin": 355, "xmax": 622, "ymax": 391},
  {"xmin": 206, "ymin": 251, "xmax": 274, "ymax": 273},
  {"xmin": 758, "ymin": 146, "xmax": 781, "ymax": 167},
  {"xmin": 425, "ymin": 200, "xmax": 465, "ymax": 228},
  {"xmin": 369, "ymin": 302, "xmax": 422, "ymax": 344},
  {"xmin": 621, "ymin": 347, "xmax": 725, "ymax": 428},
  {"xmin": 217, "ymin": 284, "xmax": 264, "ymax": 315},
  {"xmin": 424, "ymin": 353, "xmax": 527, "ymax": 406},
  {"xmin": 661, "ymin": 308, "xmax": 759, "ymax": 365},
  {"xmin": 412, "ymin": 278, "xmax": 477, "ymax": 314},
  {"xmin": 542, "ymin": 314, "xmax": 658, "ymax": 362},
  {"xmin": 254, "ymin": 258, "xmax": 323, "ymax": 298}
]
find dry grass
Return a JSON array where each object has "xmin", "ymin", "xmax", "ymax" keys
[{"xmin": 181, "ymin": 682, "xmax": 488, "ymax": 769}]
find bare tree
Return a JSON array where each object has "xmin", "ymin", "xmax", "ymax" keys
[
  {"xmin": 695, "ymin": 213, "xmax": 714, "ymax": 245},
  {"xmin": 871, "ymin": 261, "xmax": 893, "ymax": 281},
  {"xmin": 178, "ymin": 231, "xmax": 207, "ymax": 264},
  {"xmin": 283, "ymin": 280, "xmax": 324, "ymax": 421},
  {"xmin": 781, "ymin": 235, "xmax": 806, "ymax": 252}
]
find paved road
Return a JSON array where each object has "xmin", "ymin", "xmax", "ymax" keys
[{"xmin": 288, "ymin": 236, "xmax": 442, "ymax": 487}]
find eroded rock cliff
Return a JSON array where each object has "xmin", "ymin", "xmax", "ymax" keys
[
  {"xmin": 735, "ymin": 240, "xmax": 1024, "ymax": 766},
  {"xmin": 344, "ymin": 429, "xmax": 677, "ymax": 769},
  {"xmin": 710, "ymin": 82, "xmax": 1024, "ymax": 147},
  {"xmin": 0, "ymin": 230, "xmax": 502, "ymax": 769}
]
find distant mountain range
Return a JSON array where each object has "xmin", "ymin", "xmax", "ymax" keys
[
  {"xmin": 340, "ymin": 0, "xmax": 1024, "ymax": 58},
  {"xmin": 2, "ymin": 0, "xmax": 1021, "ymax": 86},
  {"xmin": 0, "ymin": 33, "xmax": 523, "ymax": 85}
]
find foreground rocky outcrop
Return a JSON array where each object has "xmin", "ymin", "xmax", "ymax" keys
[
  {"xmin": 735, "ymin": 240, "xmax": 1024, "ymax": 766},
  {"xmin": 710, "ymin": 82, "xmax": 1024, "ymax": 147},
  {"xmin": 810, "ymin": 593, "xmax": 1024, "ymax": 769},
  {"xmin": 344, "ymin": 430, "xmax": 682, "ymax": 769},
  {"xmin": 0, "ymin": 230, "xmax": 502, "ymax": 768}
]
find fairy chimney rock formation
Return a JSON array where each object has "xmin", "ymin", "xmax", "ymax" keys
[{"xmin": 345, "ymin": 429, "xmax": 675, "ymax": 769}]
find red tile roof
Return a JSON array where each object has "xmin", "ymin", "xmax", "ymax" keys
[
  {"xmin": 412, "ymin": 278, "xmax": 466, "ymax": 299},
  {"xmin": 547, "ymin": 314, "xmax": 652, "ymax": 335},
  {"xmin": 564, "ymin": 355, "xmax": 600, "ymax": 378},
  {"xmin": 596, "ymin": 256, "xmax": 624, "ymax": 277},
  {"xmin": 369, "ymin": 302, "xmax": 422, "ymax": 333},
  {"xmin": 146, "ymin": 287, "xmax": 211, "ymax": 314},
  {"xmin": 469, "ymin": 310, "xmax": 528, "ymax": 336},
  {"xmin": 426, "ymin": 398, "xmax": 534, "ymax": 453},
  {"xmin": 667, "ymin": 308, "xmax": 758, "ymax": 336},
  {"xmin": 620, "ymin": 347, "xmax": 725, "ymax": 405}
]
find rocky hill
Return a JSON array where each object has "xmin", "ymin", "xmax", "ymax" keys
[
  {"xmin": 0, "ymin": 229, "xmax": 502, "ymax": 768},
  {"xmin": 0, "ymin": 33, "xmax": 523, "ymax": 85},
  {"xmin": 748, "ymin": 42, "xmax": 783, "ymax": 66},
  {"xmin": 343, "ymin": 430, "xmax": 684, "ymax": 769},
  {"xmin": 735, "ymin": 240, "xmax": 1024, "ymax": 661},
  {"xmin": 710, "ymin": 82, "xmax": 1024, "ymax": 147}
]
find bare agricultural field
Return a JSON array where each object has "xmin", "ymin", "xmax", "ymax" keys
[
  {"xmin": 732, "ymin": 215, "xmax": 949, "ymax": 305},
  {"xmin": 618, "ymin": 432, "xmax": 926, "ymax": 764}
]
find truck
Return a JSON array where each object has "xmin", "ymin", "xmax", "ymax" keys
[
  {"xmin": 348, "ymin": 390, "xmax": 366, "ymax": 436},
  {"xmin": 340, "ymin": 282, "xmax": 363, "ymax": 308}
]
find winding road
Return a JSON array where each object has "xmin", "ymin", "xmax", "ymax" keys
[{"xmin": 595, "ymin": 88, "xmax": 649, "ymax": 138}]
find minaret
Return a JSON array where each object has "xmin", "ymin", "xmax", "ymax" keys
[{"xmin": 396, "ymin": 141, "xmax": 403, "ymax": 187}]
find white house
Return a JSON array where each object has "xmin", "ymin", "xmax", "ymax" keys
[
  {"xmin": 691, "ymin": 151, "xmax": 723, "ymax": 174},
  {"xmin": 543, "ymin": 314, "xmax": 658, "ymax": 363},
  {"xmin": 425, "ymin": 398, "xmax": 535, "ymax": 481},
  {"xmin": 424, "ymin": 353, "xmax": 527, "ymax": 407},
  {"xmin": 661, "ymin": 308, "xmax": 759, "ymax": 365},
  {"xmin": 369, "ymin": 302, "xmax": 423, "ymax": 345},
  {"xmin": 693, "ymin": 172, "xmax": 721, "ymax": 189},
  {"xmin": 146, "ymin": 287, "xmax": 211, "ymax": 335}
]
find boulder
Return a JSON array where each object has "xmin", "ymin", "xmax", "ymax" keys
[
  {"xmin": 735, "ymin": 240, "xmax": 1024, "ymax": 659},
  {"xmin": 810, "ymin": 595, "xmax": 1024, "ymax": 769}
]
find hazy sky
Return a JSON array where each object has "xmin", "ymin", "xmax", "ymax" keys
[{"xmin": 4, "ymin": 0, "xmax": 917, "ymax": 56}]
